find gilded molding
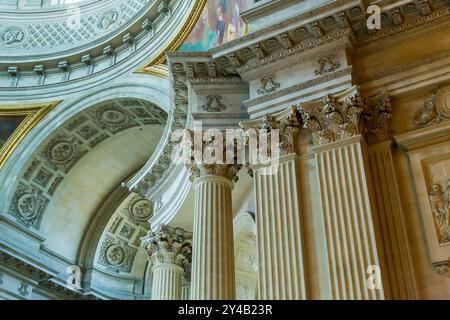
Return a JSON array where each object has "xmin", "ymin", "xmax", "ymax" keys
[
  {"xmin": 0, "ymin": 101, "xmax": 61, "ymax": 169},
  {"xmin": 138, "ymin": 0, "xmax": 208, "ymax": 73}
]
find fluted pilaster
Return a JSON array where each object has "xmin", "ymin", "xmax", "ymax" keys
[
  {"xmin": 368, "ymin": 141, "xmax": 417, "ymax": 299},
  {"xmin": 142, "ymin": 225, "xmax": 192, "ymax": 300},
  {"xmin": 242, "ymin": 107, "xmax": 306, "ymax": 300},
  {"xmin": 301, "ymin": 87, "xmax": 390, "ymax": 300},
  {"xmin": 253, "ymin": 154, "xmax": 307, "ymax": 299}
]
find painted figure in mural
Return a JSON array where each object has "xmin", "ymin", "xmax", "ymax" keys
[
  {"xmin": 180, "ymin": 0, "xmax": 247, "ymax": 52},
  {"xmin": 216, "ymin": 5, "xmax": 226, "ymax": 45}
]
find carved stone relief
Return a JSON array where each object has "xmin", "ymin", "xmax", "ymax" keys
[
  {"xmin": 414, "ymin": 86, "xmax": 450, "ymax": 127},
  {"xmin": 98, "ymin": 10, "xmax": 121, "ymax": 32},
  {"xmin": 314, "ymin": 56, "xmax": 340, "ymax": 76},
  {"xmin": 257, "ymin": 74, "xmax": 281, "ymax": 95},
  {"xmin": 10, "ymin": 183, "xmax": 49, "ymax": 229},
  {"xmin": 202, "ymin": 95, "xmax": 227, "ymax": 112},
  {"xmin": 97, "ymin": 236, "xmax": 137, "ymax": 273},
  {"xmin": 0, "ymin": 26, "xmax": 26, "ymax": 47},
  {"xmin": 428, "ymin": 179, "xmax": 450, "ymax": 245}
]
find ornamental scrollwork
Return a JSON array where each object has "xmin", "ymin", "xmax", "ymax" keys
[
  {"xmin": 257, "ymin": 74, "xmax": 281, "ymax": 95},
  {"xmin": 314, "ymin": 56, "xmax": 340, "ymax": 76},
  {"xmin": 414, "ymin": 86, "xmax": 450, "ymax": 127}
]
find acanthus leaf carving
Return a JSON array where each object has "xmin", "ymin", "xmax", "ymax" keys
[{"xmin": 142, "ymin": 225, "xmax": 192, "ymax": 276}]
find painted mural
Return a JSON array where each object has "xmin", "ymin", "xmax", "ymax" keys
[
  {"xmin": 0, "ymin": 116, "xmax": 24, "ymax": 148},
  {"xmin": 180, "ymin": 0, "xmax": 247, "ymax": 52}
]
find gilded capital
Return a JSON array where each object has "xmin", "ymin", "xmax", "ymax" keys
[{"xmin": 142, "ymin": 225, "xmax": 192, "ymax": 272}]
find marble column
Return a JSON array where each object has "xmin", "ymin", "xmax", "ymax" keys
[
  {"xmin": 301, "ymin": 87, "xmax": 390, "ymax": 300},
  {"xmin": 142, "ymin": 225, "xmax": 192, "ymax": 300},
  {"xmin": 186, "ymin": 133, "xmax": 242, "ymax": 300},
  {"xmin": 242, "ymin": 108, "xmax": 307, "ymax": 300}
]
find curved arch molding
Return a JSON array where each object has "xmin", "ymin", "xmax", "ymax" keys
[{"xmin": 0, "ymin": 101, "xmax": 61, "ymax": 169}]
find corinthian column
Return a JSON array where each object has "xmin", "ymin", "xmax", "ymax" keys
[
  {"xmin": 300, "ymin": 87, "xmax": 389, "ymax": 300},
  {"xmin": 241, "ymin": 108, "xmax": 307, "ymax": 300},
  {"xmin": 186, "ymin": 133, "xmax": 242, "ymax": 300},
  {"xmin": 142, "ymin": 225, "xmax": 192, "ymax": 300}
]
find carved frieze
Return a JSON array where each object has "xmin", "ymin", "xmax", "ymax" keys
[
  {"xmin": 314, "ymin": 56, "xmax": 340, "ymax": 76},
  {"xmin": 202, "ymin": 95, "xmax": 227, "ymax": 112},
  {"xmin": 257, "ymin": 74, "xmax": 281, "ymax": 95},
  {"xmin": 142, "ymin": 225, "xmax": 192, "ymax": 274}
]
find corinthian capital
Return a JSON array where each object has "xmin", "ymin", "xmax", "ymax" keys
[
  {"xmin": 142, "ymin": 225, "xmax": 192, "ymax": 272},
  {"xmin": 183, "ymin": 130, "xmax": 243, "ymax": 183},
  {"xmin": 362, "ymin": 92, "xmax": 392, "ymax": 145},
  {"xmin": 300, "ymin": 88, "xmax": 393, "ymax": 146},
  {"xmin": 300, "ymin": 86, "xmax": 365, "ymax": 146},
  {"xmin": 240, "ymin": 106, "xmax": 301, "ymax": 158}
]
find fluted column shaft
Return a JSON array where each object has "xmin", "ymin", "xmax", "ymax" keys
[
  {"xmin": 142, "ymin": 225, "xmax": 192, "ymax": 300},
  {"xmin": 314, "ymin": 135, "xmax": 384, "ymax": 300},
  {"xmin": 191, "ymin": 175, "xmax": 235, "ymax": 300},
  {"xmin": 152, "ymin": 264, "xmax": 183, "ymax": 300},
  {"xmin": 253, "ymin": 154, "xmax": 307, "ymax": 300}
]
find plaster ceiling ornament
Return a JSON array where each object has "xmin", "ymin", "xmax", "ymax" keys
[
  {"xmin": 97, "ymin": 236, "xmax": 136, "ymax": 273},
  {"xmin": 202, "ymin": 95, "xmax": 227, "ymax": 112},
  {"xmin": 257, "ymin": 74, "xmax": 281, "ymax": 95},
  {"xmin": 314, "ymin": 56, "xmax": 340, "ymax": 76},
  {"xmin": 105, "ymin": 244, "xmax": 127, "ymax": 266},
  {"xmin": 300, "ymin": 88, "xmax": 366, "ymax": 146},
  {"xmin": 142, "ymin": 225, "xmax": 192, "ymax": 274},
  {"xmin": 428, "ymin": 179, "xmax": 450, "ymax": 245},
  {"xmin": 97, "ymin": 9, "xmax": 121, "ymax": 32},
  {"xmin": 10, "ymin": 183, "xmax": 48, "ymax": 229},
  {"xmin": 0, "ymin": 26, "xmax": 26, "ymax": 47},
  {"xmin": 130, "ymin": 198, "xmax": 154, "ymax": 223}
]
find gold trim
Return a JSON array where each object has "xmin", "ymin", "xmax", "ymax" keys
[
  {"xmin": 136, "ymin": 0, "xmax": 207, "ymax": 74},
  {"xmin": 144, "ymin": 65, "xmax": 169, "ymax": 79},
  {"xmin": 0, "ymin": 101, "xmax": 61, "ymax": 169}
]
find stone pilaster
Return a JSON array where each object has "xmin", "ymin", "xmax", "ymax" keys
[
  {"xmin": 241, "ymin": 108, "xmax": 307, "ymax": 300},
  {"xmin": 142, "ymin": 225, "xmax": 192, "ymax": 300},
  {"xmin": 187, "ymin": 133, "xmax": 242, "ymax": 300},
  {"xmin": 300, "ymin": 87, "xmax": 388, "ymax": 300}
]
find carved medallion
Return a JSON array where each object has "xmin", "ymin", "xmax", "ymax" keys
[
  {"xmin": 51, "ymin": 141, "xmax": 74, "ymax": 163},
  {"xmin": 105, "ymin": 244, "xmax": 126, "ymax": 266},
  {"xmin": 436, "ymin": 86, "xmax": 450, "ymax": 118},
  {"xmin": 98, "ymin": 10, "xmax": 120, "ymax": 31},
  {"xmin": 17, "ymin": 194, "xmax": 39, "ymax": 220},
  {"xmin": 130, "ymin": 199, "xmax": 153, "ymax": 222},
  {"xmin": 100, "ymin": 109, "xmax": 127, "ymax": 126},
  {"xmin": 0, "ymin": 26, "xmax": 25, "ymax": 47}
]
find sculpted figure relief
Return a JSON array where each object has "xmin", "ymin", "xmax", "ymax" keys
[{"xmin": 429, "ymin": 179, "xmax": 450, "ymax": 244}]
